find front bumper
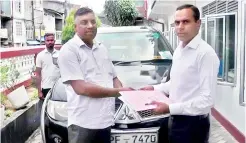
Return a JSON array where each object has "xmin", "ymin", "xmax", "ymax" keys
[{"xmin": 44, "ymin": 115, "xmax": 161, "ymax": 143}]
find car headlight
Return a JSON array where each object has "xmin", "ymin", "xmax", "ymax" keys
[{"xmin": 47, "ymin": 100, "xmax": 68, "ymax": 121}]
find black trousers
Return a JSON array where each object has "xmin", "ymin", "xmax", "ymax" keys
[
  {"xmin": 68, "ymin": 124, "xmax": 111, "ymax": 143},
  {"xmin": 158, "ymin": 117, "xmax": 169, "ymax": 142},
  {"xmin": 41, "ymin": 88, "xmax": 51, "ymax": 98},
  {"xmin": 38, "ymin": 88, "xmax": 51, "ymax": 110},
  {"xmin": 166, "ymin": 114, "xmax": 210, "ymax": 143}
]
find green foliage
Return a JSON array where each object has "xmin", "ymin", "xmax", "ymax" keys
[
  {"xmin": 1, "ymin": 93, "xmax": 7, "ymax": 105},
  {"xmin": 96, "ymin": 15, "xmax": 102, "ymax": 28},
  {"xmin": 29, "ymin": 65, "xmax": 37, "ymax": 87},
  {"xmin": 5, "ymin": 109, "xmax": 14, "ymax": 117},
  {"xmin": 0, "ymin": 61, "xmax": 20, "ymax": 92},
  {"xmin": 104, "ymin": 0, "xmax": 138, "ymax": 26},
  {"xmin": 30, "ymin": 89, "xmax": 38, "ymax": 101},
  {"xmin": 61, "ymin": 8, "xmax": 102, "ymax": 44}
]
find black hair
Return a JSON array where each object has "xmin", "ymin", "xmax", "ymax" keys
[
  {"xmin": 74, "ymin": 7, "xmax": 94, "ymax": 19},
  {"xmin": 176, "ymin": 4, "xmax": 200, "ymax": 21},
  {"xmin": 44, "ymin": 33, "xmax": 54, "ymax": 40}
]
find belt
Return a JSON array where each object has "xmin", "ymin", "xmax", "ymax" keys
[{"xmin": 170, "ymin": 114, "xmax": 209, "ymax": 120}]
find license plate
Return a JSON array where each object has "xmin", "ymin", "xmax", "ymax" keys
[{"xmin": 111, "ymin": 133, "xmax": 158, "ymax": 143}]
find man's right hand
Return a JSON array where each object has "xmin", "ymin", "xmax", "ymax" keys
[
  {"xmin": 114, "ymin": 87, "xmax": 135, "ymax": 97},
  {"xmin": 139, "ymin": 85, "xmax": 154, "ymax": 90}
]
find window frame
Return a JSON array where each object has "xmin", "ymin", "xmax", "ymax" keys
[
  {"xmin": 205, "ymin": 12, "xmax": 238, "ymax": 87},
  {"xmin": 240, "ymin": 0, "xmax": 246, "ymax": 106},
  {"xmin": 169, "ymin": 26, "xmax": 179, "ymax": 50},
  {"xmin": 16, "ymin": 21, "xmax": 22, "ymax": 36},
  {"xmin": 26, "ymin": 25, "xmax": 33, "ymax": 40}
]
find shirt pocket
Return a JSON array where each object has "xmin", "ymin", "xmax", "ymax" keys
[{"xmin": 79, "ymin": 58, "xmax": 97, "ymax": 82}]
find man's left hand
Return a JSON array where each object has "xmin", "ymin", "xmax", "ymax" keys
[{"xmin": 150, "ymin": 101, "xmax": 170, "ymax": 115}]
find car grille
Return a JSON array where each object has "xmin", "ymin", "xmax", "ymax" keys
[
  {"xmin": 115, "ymin": 98, "xmax": 123, "ymax": 113},
  {"xmin": 137, "ymin": 110, "xmax": 156, "ymax": 119},
  {"xmin": 115, "ymin": 102, "xmax": 122, "ymax": 113}
]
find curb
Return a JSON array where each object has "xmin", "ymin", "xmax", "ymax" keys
[{"xmin": 1, "ymin": 99, "xmax": 42, "ymax": 143}]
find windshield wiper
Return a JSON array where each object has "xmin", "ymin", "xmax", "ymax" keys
[
  {"xmin": 113, "ymin": 60, "xmax": 141, "ymax": 66},
  {"xmin": 113, "ymin": 59, "xmax": 172, "ymax": 66}
]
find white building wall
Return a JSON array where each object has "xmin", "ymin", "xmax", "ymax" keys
[
  {"xmin": 166, "ymin": 1, "xmax": 213, "ymax": 29},
  {"xmin": 43, "ymin": 13, "xmax": 56, "ymax": 33},
  {"xmin": 215, "ymin": 0, "xmax": 245, "ymax": 135},
  {"xmin": 12, "ymin": 0, "xmax": 25, "ymax": 19}
]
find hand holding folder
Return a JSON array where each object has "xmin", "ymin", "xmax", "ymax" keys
[{"xmin": 118, "ymin": 90, "xmax": 171, "ymax": 112}]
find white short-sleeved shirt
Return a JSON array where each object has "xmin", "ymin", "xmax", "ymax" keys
[
  {"xmin": 36, "ymin": 48, "xmax": 60, "ymax": 89},
  {"xmin": 58, "ymin": 34, "xmax": 117, "ymax": 129}
]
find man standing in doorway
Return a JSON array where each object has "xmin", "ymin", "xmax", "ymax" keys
[
  {"xmin": 36, "ymin": 33, "xmax": 60, "ymax": 100},
  {"xmin": 140, "ymin": 4, "xmax": 220, "ymax": 143},
  {"xmin": 58, "ymin": 7, "xmax": 131, "ymax": 143}
]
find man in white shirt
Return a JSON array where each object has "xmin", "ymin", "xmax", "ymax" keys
[
  {"xmin": 58, "ymin": 7, "xmax": 131, "ymax": 143},
  {"xmin": 36, "ymin": 33, "xmax": 60, "ymax": 100},
  {"xmin": 140, "ymin": 4, "xmax": 220, "ymax": 143}
]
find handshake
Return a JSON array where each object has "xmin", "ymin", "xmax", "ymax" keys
[{"xmin": 119, "ymin": 85, "xmax": 154, "ymax": 91}]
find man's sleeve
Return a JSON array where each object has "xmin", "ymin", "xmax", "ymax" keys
[
  {"xmin": 169, "ymin": 52, "xmax": 219, "ymax": 115},
  {"xmin": 153, "ymin": 80, "xmax": 170, "ymax": 95},
  {"xmin": 58, "ymin": 47, "xmax": 84, "ymax": 83},
  {"xmin": 35, "ymin": 53, "xmax": 42, "ymax": 68}
]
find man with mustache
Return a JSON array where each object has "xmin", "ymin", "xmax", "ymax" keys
[
  {"xmin": 140, "ymin": 4, "xmax": 220, "ymax": 143},
  {"xmin": 58, "ymin": 7, "xmax": 131, "ymax": 143},
  {"xmin": 36, "ymin": 33, "xmax": 60, "ymax": 100}
]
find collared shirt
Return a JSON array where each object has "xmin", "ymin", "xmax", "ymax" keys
[
  {"xmin": 58, "ymin": 34, "xmax": 117, "ymax": 129},
  {"xmin": 154, "ymin": 34, "xmax": 220, "ymax": 116},
  {"xmin": 36, "ymin": 48, "xmax": 60, "ymax": 89}
]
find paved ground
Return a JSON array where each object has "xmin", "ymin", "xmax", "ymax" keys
[
  {"xmin": 25, "ymin": 116, "xmax": 238, "ymax": 143},
  {"xmin": 209, "ymin": 117, "xmax": 238, "ymax": 143}
]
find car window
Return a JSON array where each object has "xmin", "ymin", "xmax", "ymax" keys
[{"xmin": 95, "ymin": 31, "xmax": 172, "ymax": 61}]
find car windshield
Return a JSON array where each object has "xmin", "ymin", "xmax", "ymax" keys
[{"xmin": 95, "ymin": 31, "xmax": 172, "ymax": 61}]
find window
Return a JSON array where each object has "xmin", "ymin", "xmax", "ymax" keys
[
  {"xmin": 204, "ymin": 14, "xmax": 236, "ymax": 84},
  {"xmin": 200, "ymin": 19, "xmax": 205, "ymax": 40},
  {"xmin": 26, "ymin": 25, "xmax": 33, "ymax": 40},
  {"xmin": 202, "ymin": 0, "xmax": 238, "ymax": 17},
  {"xmin": 15, "ymin": 0, "xmax": 21, "ymax": 13},
  {"xmin": 56, "ymin": 31, "xmax": 62, "ymax": 40},
  {"xmin": 16, "ymin": 22, "xmax": 22, "ymax": 36}
]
